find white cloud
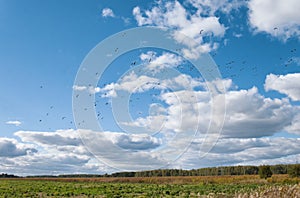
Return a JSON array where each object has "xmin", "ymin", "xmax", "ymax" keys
[
  {"xmin": 5, "ymin": 120, "xmax": 22, "ymax": 126},
  {"xmin": 117, "ymin": 74, "xmax": 295, "ymax": 139},
  {"xmin": 222, "ymin": 87, "xmax": 295, "ymax": 138},
  {"xmin": 140, "ymin": 51, "xmax": 183, "ymax": 73},
  {"xmin": 1, "ymin": 91, "xmax": 300, "ymax": 175},
  {"xmin": 159, "ymin": 85, "xmax": 295, "ymax": 138},
  {"xmin": 102, "ymin": 8, "xmax": 115, "ymax": 18},
  {"xmin": 100, "ymin": 71, "xmax": 159, "ymax": 97},
  {"xmin": 132, "ymin": 1, "xmax": 226, "ymax": 58},
  {"xmin": 0, "ymin": 138, "xmax": 37, "ymax": 158},
  {"xmin": 186, "ymin": 0, "xmax": 245, "ymax": 15},
  {"xmin": 98, "ymin": 51, "xmax": 205, "ymax": 98},
  {"xmin": 109, "ymin": 132, "xmax": 162, "ymax": 151},
  {"xmin": 100, "ymin": 72, "xmax": 204, "ymax": 98},
  {"xmin": 265, "ymin": 73, "xmax": 300, "ymax": 101},
  {"xmin": 73, "ymin": 85, "xmax": 101, "ymax": 94},
  {"xmin": 16, "ymin": 129, "xmax": 82, "ymax": 147},
  {"xmin": 177, "ymin": 137, "xmax": 300, "ymax": 168},
  {"xmin": 285, "ymin": 108, "xmax": 300, "ymax": 135},
  {"xmin": 248, "ymin": 0, "xmax": 300, "ymax": 40},
  {"xmin": 72, "ymin": 85, "xmax": 87, "ymax": 91}
]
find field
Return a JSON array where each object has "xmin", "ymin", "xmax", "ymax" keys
[{"xmin": 0, "ymin": 175, "xmax": 300, "ymax": 197}]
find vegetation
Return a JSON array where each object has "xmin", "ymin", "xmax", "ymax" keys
[
  {"xmin": 259, "ymin": 165, "xmax": 273, "ymax": 179},
  {"xmin": 22, "ymin": 164, "xmax": 298, "ymax": 179},
  {"xmin": 288, "ymin": 164, "xmax": 300, "ymax": 178},
  {"xmin": 1, "ymin": 164, "xmax": 299, "ymax": 197},
  {"xmin": 0, "ymin": 173, "xmax": 19, "ymax": 178},
  {"xmin": 0, "ymin": 175, "xmax": 299, "ymax": 197}
]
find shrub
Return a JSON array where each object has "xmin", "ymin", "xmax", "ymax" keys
[
  {"xmin": 259, "ymin": 165, "xmax": 273, "ymax": 179},
  {"xmin": 288, "ymin": 164, "xmax": 300, "ymax": 178}
]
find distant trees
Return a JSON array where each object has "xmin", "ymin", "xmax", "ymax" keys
[
  {"xmin": 288, "ymin": 164, "xmax": 300, "ymax": 178},
  {"xmin": 259, "ymin": 165, "xmax": 273, "ymax": 179},
  {"xmin": 270, "ymin": 164, "xmax": 287, "ymax": 174},
  {"xmin": 17, "ymin": 163, "xmax": 300, "ymax": 178},
  {"xmin": 0, "ymin": 173, "xmax": 19, "ymax": 178}
]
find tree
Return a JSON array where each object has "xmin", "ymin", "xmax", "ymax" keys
[
  {"xmin": 288, "ymin": 164, "xmax": 300, "ymax": 178},
  {"xmin": 259, "ymin": 165, "xmax": 273, "ymax": 179}
]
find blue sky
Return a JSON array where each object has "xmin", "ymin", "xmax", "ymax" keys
[{"xmin": 1, "ymin": 0, "xmax": 300, "ymax": 175}]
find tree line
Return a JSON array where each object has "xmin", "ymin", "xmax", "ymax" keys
[
  {"xmin": 109, "ymin": 164, "xmax": 299, "ymax": 178},
  {"xmin": 3, "ymin": 164, "xmax": 299, "ymax": 178}
]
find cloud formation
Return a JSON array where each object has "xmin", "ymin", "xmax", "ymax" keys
[
  {"xmin": 248, "ymin": 0, "xmax": 300, "ymax": 40},
  {"xmin": 265, "ymin": 73, "xmax": 300, "ymax": 101},
  {"xmin": 5, "ymin": 120, "xmax": 22, "ymax": 126},
  {"xmin": 0, "ymin": 138, "xmax": 37, "ymax": 158},
  {"xmin": 102, "ymin": 8, "xmax": 115, "ymax": 18},
  {"xmin": 132, "ymin": 1, "xmax": 226, "ymax": 58}
]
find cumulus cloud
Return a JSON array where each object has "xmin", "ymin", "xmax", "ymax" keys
[
  {"xmin": 117, "ymin": 74, "xmax": 295, "ymax": 139},
  {"xmin": 132, "ymin": 1, "xmax": 226, "ymax": 58},
  {"xmin": 99, "ymin": 72, "xmax": 204, "ymax": 98},
  {"xmin": 178, "ymin": 137, "xmax": 300, "ymax": 168},
  {"xmin": 99, "ymin": 72, "xmax": 159, "ymax": 97},
  {"xmin": 73, "ymin": 85, "xmax": 101, "ymax": 94},
  {"xmin": 15, "ymin": 129, "xmax": 82, "ymax": 146},
  {"xmin": 72, "ymin": 85, "xmax": 87, "ymax": 91},
  {"xmin": 285, "ymin": 109, "xmax": 300, "ymax": 135},
  {"xmin": 265, "ymin": 73, "xmax": 300, "ymax": 101},
  {"xmin": 5, "ymin": 120, "xmax": 22, "ymax": 126},
  {"xmin": 102, "ymin": 8, "xmax": 115, "ymax": 18},
  {"xmin": 0, "ymin": 138, "xmax": 37, "ymax": 158},
  {"xmin": 186, "ymin": 0, "xmax": 245, "ymax": 15},
  {"xmin": 109, "ymin": 133, "xmax": 162, "ymax": 151},
  {"xmin": 103, "ymin": 73, "xmax": 203, "ymax": 97},
  {"xmin": 222, "ymin": 87, "xmax": 295, "ymax": 138},
  {"xmin": 98, "ymin": 51, "xmax": 206, "ymax": 98},
  {"xmin": 140, "ymin": 51, "xmax": 183, "ymax": 73},
  {"xmin": 248, "ymin": 0, "xmax": 300, "ymax": 40}
]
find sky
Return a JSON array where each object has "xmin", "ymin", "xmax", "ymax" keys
[{"xmin": 0, "ymin": 0, "xmax": 300, "ymax": 176}]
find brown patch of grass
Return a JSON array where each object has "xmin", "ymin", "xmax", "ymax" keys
[{"xmin": 5, "ymin": 174, "xmax": 298, "ymax": 185}]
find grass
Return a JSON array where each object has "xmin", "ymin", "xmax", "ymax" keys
[{"xmin": 0, "ymin": 175, "xmax": 299, "ymax": 197}]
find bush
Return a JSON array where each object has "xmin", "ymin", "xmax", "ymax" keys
[
  {"xmin": 259, "ymin": 165, "xmax": 272, "ymax": 179},
  {"xmin": 288, "ymin": 164, "xmax": 300, "ymax": 178}
]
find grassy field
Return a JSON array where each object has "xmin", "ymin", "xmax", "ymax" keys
[{"xmin": 0, "ymin": 175, "xmax": 299, "ymax": 197}]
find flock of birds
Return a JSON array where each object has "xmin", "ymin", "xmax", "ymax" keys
[{"xmin": 36, "ymin": 39, "xmax": 298, "ymax": 129}]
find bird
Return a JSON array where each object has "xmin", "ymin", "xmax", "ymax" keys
[
  {"xmin": 199, "ymin": 29, "xmax": 204, "ymax": 34},
  {"xmin": 273, "ymin": 27, "xmax": 278, "ymax": 30}
]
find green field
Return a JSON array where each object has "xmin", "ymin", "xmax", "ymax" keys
[{"xmin": 0, "ymin": 175, "xmax": 299, "ymax": 197}]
